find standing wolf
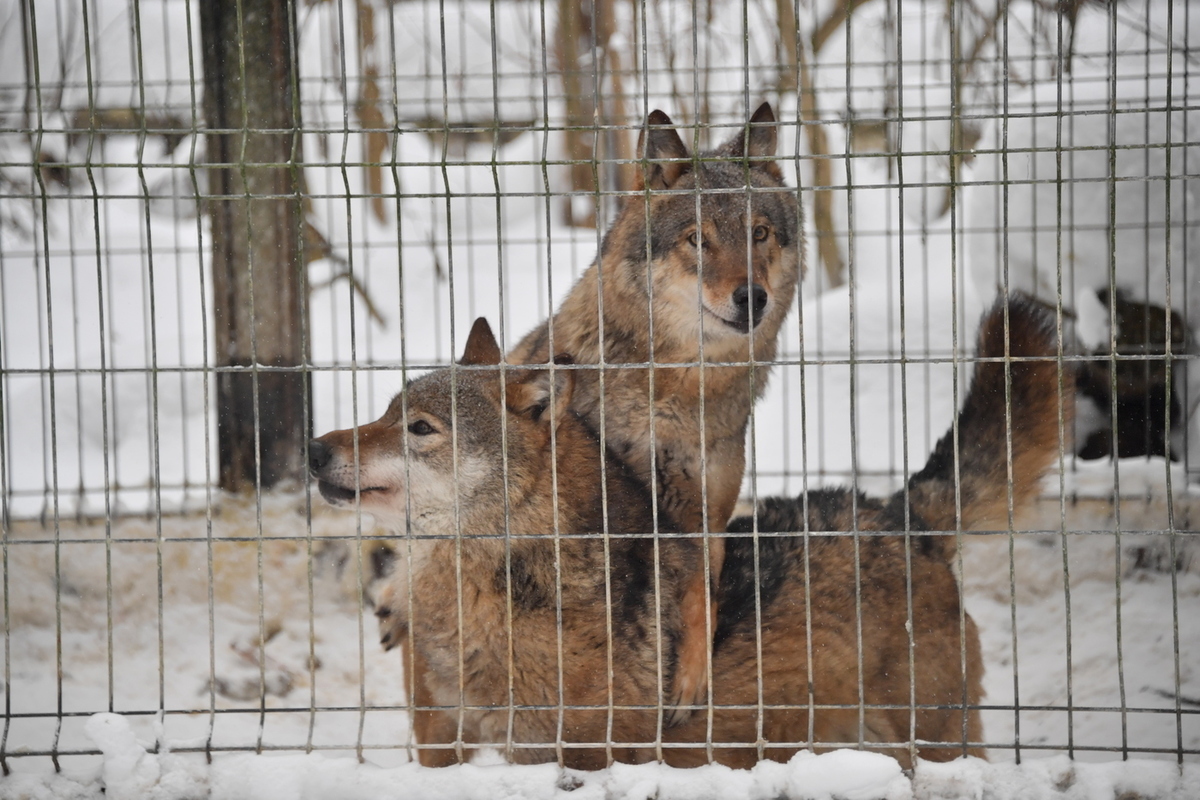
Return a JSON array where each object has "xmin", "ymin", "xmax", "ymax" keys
[
  {"xmin": 509, "ymin": 103, "xmax": 803, "ymax": 716},
  {"xmin": 311, "ymin": 294, "xmax": 1073, "ymax": 768}
]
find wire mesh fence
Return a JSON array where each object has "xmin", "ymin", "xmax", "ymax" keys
[{"xmin": 0, "ymin": 0, "xmax": 1197, "ymax": 791}]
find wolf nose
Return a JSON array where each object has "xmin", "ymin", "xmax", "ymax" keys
[
  {"xmin": 309, "ymin": 439, "xmax": 333, "ymax": 474},
  {"xmin": 732, "ymin": 283, "xmax": 769, "ymax": 325}
]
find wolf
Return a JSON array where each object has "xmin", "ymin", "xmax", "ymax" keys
[
  {"xmin": 311, "ymin": 318, "xmax": 701, "ymax": 768},
  {"xmin": 508, "ymin": 102, "xmax": 803, "ymax": 717},
  {"xmin": 659, "ymin": 293, "xmax": 1074, "ymax": 767},
  {"xmin": 312, "ymin": 295, "xmax": 1072, "ymax": 769}
]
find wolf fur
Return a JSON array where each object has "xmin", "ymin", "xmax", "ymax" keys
[
  {"xmin": 312, "ymin": 319, "xmax": 700, "ymax": 768},
  {"xmin": 658, "ymin": 293, "xmax": 1074, "ymax": 767},
  {"xmin": 508, "ymin": 103, "xmax": 803, "ymax": 716},
  {"xmin": 312, "ymin": 294, "xmax": 1072, "ymax": 769}
]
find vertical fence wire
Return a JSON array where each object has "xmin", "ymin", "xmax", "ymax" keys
[
  {"xmin": 1105, "ymin": 0, "xmax": 1128, "ymax": 759},
  {"xmin": 1163, "ymin": 2, "xmax": 1186, "ymax": 765},
  {"xmin": 841, "ymin": 0, "xmax": 865, "ymax": 754},
  {"xmin": 888, "ymin": 0, "xmax": 917, "ymax": 769},
  {"xmin": 1, "ymin": 183, "xmax": 9, "ymax": 775},
  {"xmin": 1053, "ymin": 0, "xmax": 1077, "ymax": 762}
]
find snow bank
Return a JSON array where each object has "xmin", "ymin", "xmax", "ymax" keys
[
  {"xmin": 3, "ymin": 713, "xmax": 1196, "ymax": 800},
  {"xmin": 915, "ymin": 755, "xmax": 1200, "ymax": 800}
]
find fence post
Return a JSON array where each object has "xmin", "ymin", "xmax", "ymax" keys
[{"xmin": 201, "ymin": 0, "xmax": 309, "ymax": 492}]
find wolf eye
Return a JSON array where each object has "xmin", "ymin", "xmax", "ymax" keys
[
  {"xmin": 752, "ymin": 224, "xmax": 769, "ymax": 242},
  {"xmin": 408, "ymin": 420, "xmax": 436, "ymax": 436},
  {"xmin": 687, "ymin": 231, "xmax": 700, "ymax": 247}
]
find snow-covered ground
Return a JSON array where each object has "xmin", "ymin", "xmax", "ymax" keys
[
  {"xmin": 4, "ymin": 720, "xmax": 1199, "ymax": 800},
  {"xmin": 2, "ymin": 0, "xmax": 1199, "ymax": 796},
  {"xmin": 0, "ymin": 482, "xmax": 1198, "ymax": 797}
]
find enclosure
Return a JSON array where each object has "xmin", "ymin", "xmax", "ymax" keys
[{"xmin": 1, "ymin": 0, "xmax": 1198, "ymax": 797}]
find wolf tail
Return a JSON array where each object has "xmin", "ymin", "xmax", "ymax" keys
[{"xmin": 906, "ymin": 294, "xmax": 1074, "ymax": 548}]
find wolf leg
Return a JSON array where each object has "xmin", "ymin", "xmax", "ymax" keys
[
  {"xmin": 665, "ymin": 535, "xmax": 725, "ymax": 726},
  {"xmin": 664, "ymin": 431, "xmax": 742, "ymax": 724},
  {"xmin": 408, "ymin": 644, "xmax": 472, "ymax": 767}
]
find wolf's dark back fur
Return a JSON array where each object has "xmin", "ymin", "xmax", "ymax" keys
[
  {"xmin": 666, "ymin": 505, "xmax": 982, "ymax": 768},
  {"xmin": 715, "ymin": 489, "xmax": 941, "ymax": 651}
]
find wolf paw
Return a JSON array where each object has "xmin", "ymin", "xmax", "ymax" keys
[
  {"xmin": 374, "ymin": 577, "xmax": 409, "ymax": 650},
  {"xmin": 665, "ymin": 628, "xmax": 711, "ymax": 726}
]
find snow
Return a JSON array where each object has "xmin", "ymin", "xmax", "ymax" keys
[
  {"xmin": 3, "ymin": 722, "xmax": 1199, "ymax": 799},
  {"xmin": 963, "ymin": 511, "xmax": 1200, "ymax": 761},
  {"xmin": 2, "ymin": 480, "xmax": 1195, "ymax": 796},
  {"xmin": 0, "ymin": 494, "xmax": 414, "ymax": 774},
  {"xmin": 2, "ymin": 0, "xmax": 1199, "ymax": 796},
  {"xmin": 915, "ymin": 756, "xmax": 1200, "ymax": 800},
  {"xmin": 84, "ymin": 714, "xmax": 165, "ymax": 800}
]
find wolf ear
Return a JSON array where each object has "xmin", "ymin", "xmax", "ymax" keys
[
  {"xmin": 506, "ymin": 354, "xmax": 575, "ymax": 426},
  {"xmin": 459, "ymin": 317, "xmax": 502, "ymax": 366},
  {"xmin": 636, "ymin": 110, "xmax": 690, "ymax": 190},
  {"xmin": 717, "ymin": 102, "xmax": 781, "ymax": 178}
]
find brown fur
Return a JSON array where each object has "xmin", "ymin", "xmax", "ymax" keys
[
  {"xmin": 907, "ymin": 293, "xmax": 1075, "ymax": 546},
  {"xmin": 508, "ymin": 103, "xmax": 804, "ymax": 716},
  {"xmin": 313, "ymin": 319, "xmax": 700, "ymax": 768},
  {"xmin": 657, "ymin": 294, "xmax": 1073, "ymax": 767},
  {"xmin": 312, "ymin": 296, "xmax": 1070, "ymax": 770},
  {"xmin": 662, "ymin": 524, "xmax": 986, "ymax": 769}
]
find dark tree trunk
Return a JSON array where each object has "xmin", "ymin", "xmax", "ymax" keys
[{"xmin": 201, "ymin": 0, "xmax": 309, "ymax": 493}]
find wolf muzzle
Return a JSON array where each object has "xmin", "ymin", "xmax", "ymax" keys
[
  {"xmin": 730, "ymin": 282, "xmax": 769, "ymax": 329},
  {"xmin": 309, "ymin": 438, "xmax": 333, "ymax": 474},
  {"xmin": 308, "ymin": 437, "xmax": 379, "ymax": 504}
]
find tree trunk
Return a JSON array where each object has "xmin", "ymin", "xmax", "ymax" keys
[
  {"xmin": 201, "ymin": 0, "xmax": 309, "ymax": 493},
  {"xmin": 797, "ymin": 42, "xmax": 845, "ymax": 288},
  {"xmin": 557, "ymin": 0, "xmax": 597, "ymax": 227},
  {"xmin": 594, "ymin": 0, "xmax": 634, "ymax": 196}
]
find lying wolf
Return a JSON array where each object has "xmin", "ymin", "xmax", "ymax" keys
[
  {"xmin": 509, "ymin": 103, "xmax": 803, "ymax": 716},
  {"xmin": 310, "ymin": 295, "xmax": 1072, "ymax": 768},
  {"xmin": 313, "ymin": 318, "xmax": 698, "ymax": 767},
  {"xmin": 664, "ymin": 295, "xmax": 1074, "ymax": 766}
]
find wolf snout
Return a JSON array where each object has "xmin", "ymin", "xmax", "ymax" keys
[
  {"xmin": 731, "ymin": 283, "xmax": 769, "ymax": 327},
  {"xmin": 308, "ymin": 438, "xmax": 334, "ymax": 475}
]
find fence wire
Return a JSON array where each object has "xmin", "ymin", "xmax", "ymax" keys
[{"xmin": 0, "ymin": 0, "xmax": 1197, "ymax": 780}]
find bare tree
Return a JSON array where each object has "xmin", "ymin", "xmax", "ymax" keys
[
  {"xmin": 771, "ymin": 0, "xmax": 1114, "ymax": 286},
  {"xmin": 557, "ymin": 0, "xmax": 633, "ymax": 227},
  {"xmin": 557, "ymin": 0, "xmax": 598, "ymax": 227},
  {"xmin": 777, "ymin": 0, "xmax": 877, "ymax": 288},
  {"xmin": 201, "ymin": 0, "xmax": 309, "ymax": 492}
]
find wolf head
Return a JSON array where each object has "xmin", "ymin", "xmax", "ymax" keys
[
  {"xmin": 603, "ymin": 102, "xmax": 802, "ymax": 351},
  {"xmin": 308, "ymin": 318, "xmax": 574, "ymax": 530}
]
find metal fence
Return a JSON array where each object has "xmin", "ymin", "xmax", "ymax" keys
[{"xmin": 1, "ymin": 0, "xmax": 1197, "ymax": 781}]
